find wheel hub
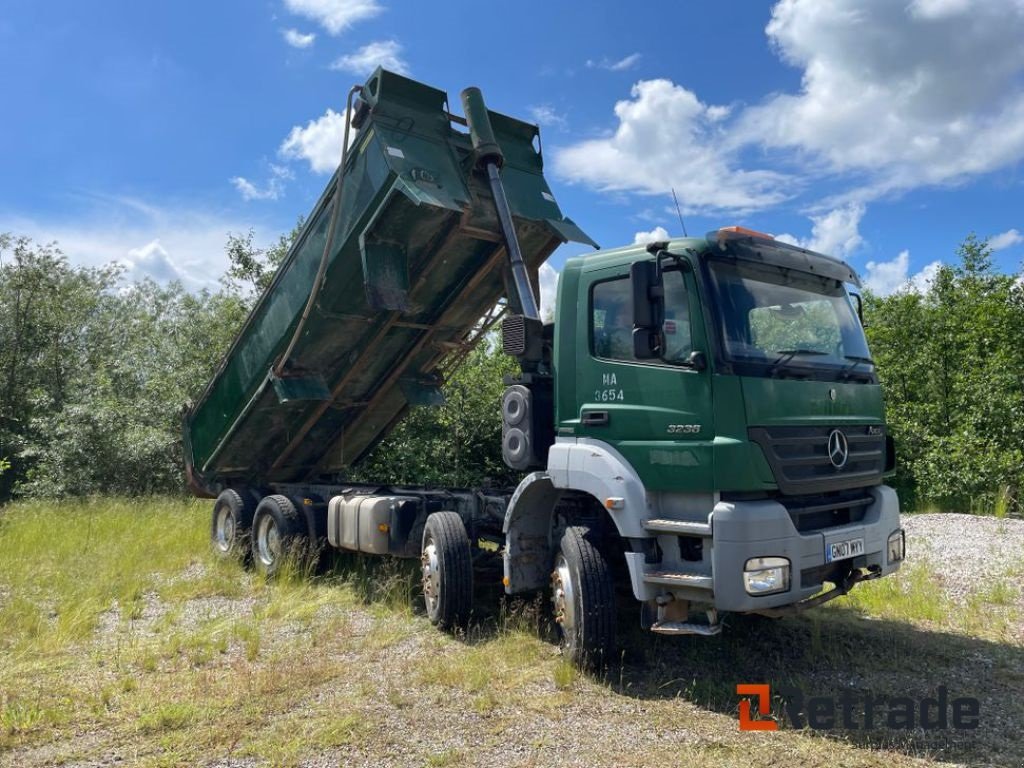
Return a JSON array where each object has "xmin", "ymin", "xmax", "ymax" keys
[
  {"xmin": 550, "ymin": 553, "xmax": 576, "ymax": 640},
  {"xmin": 421, "ymin": 540, "xmax": 440, "ymax": 615},
  {"xmin": 257, "ymin": 515, "xmax": 280, "ymax": 568},
  {"xmin": 215, "ymin": 507, "xmax": 234, "ymax": 552}
]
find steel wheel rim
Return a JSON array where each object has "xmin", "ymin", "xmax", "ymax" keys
[
  {"xmin": 421, "ymin": 539, "xmax": 440, "ymax": 616},
  {"xmin": 257, "ymin": 514, "xmax": 280, "ymax": 568},
  {"xmin": 551, "ymin": 552, "xmax": 577, "ymax": 645},
  {"xmin": 215, "ymin": 507, "xmax": 234, "ymax": 553}
]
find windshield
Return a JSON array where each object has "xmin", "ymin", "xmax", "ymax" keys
[{"xmin": 707, "ymin": 258, "xmax": 873, "ymax": 378}]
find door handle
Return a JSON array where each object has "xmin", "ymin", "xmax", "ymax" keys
[{"xmin": 582, "ymin": 410, "xmax": 610, "ymax": 426}]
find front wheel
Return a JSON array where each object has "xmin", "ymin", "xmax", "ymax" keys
[
  {"xmin": 551, "ymin": 526, "xmax": 616, "ymax": 668},
  {"xmin": 421, "ymin": 511, "xmax": 473, "ymax": 630}
]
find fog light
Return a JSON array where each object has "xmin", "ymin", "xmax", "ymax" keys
[
  {"xmin": 743, "ymin": 556, "xmax": 790, "ymax": 596},
  {"xmin": 887, "ymin": 529, "xmax": 905, "ymax": 563}
]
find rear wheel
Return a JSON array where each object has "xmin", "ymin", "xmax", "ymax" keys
[
  {"xmin": 211, "ymin": 489, "xmax": 254, "ymax": 560},
  {"xmin": 421, "ymin": 511, "xmax": 473, "ymax": 630},
  {"xmin": 551, "ymin": 526, "xmax": 616, "ymax": 668},
  {"xmin": 252, "ymin": 495, "xmax": 304, "ymax": 577}
]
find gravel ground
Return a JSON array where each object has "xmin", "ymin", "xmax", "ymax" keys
[{"xmin": 902, "ymin": 513, "xmax": 1024, "ymax": 602}]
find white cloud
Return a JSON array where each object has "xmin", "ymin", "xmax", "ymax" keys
[
  {"xmin": 586, "ymin": 53, "xmax": 642, "ymax": 72},
  {"xmin": 528, "ymin": 105, "xmax": 567, "ymax": 131},
  {"xmin": 633, "ymin": 226, "xmax": 671, "ymax": 245},
  {"xmin": 552, "ymin": 79, "xmax": 790, "ymax": 213},
  {"xmin": 230, "ymin": 165, "xmax": 292, "ymax": 201},
  {"xmin": 0, "ymin": 195, "xmax": 272, "ymax": 290},
  {"xmin": 910, "ymin": 259, "xmax": 944, "ymax": 293},
  {"xmin": 330, "ymin": 39, "xmax": 408, "ymax": 76},
  {"xmin": 736, "ymin": 0, "xmax": 1024, "ymax": 197},
  {"xmin": 120, "ymin": 239, "xmax": 181, "ymax": 283},
  {"xmin": 989, "ymin": 228, "xmax": 1024, "ymax": 252},
  {"xmin": 279, "ymin": 108, "xmax": 350, "ymax": 174},
  {"xmin": 774, "ymin": 203, "xmax": 865, "ymax": 258},
  {"xmin": 282, "ymin": 28, "xmax": 316, "ymax": 48},
  {"xmin": 863, "ymin": 249, "xmax": 943, "ymax": 296},
  {"xmin": 537, "ymin": 262, "xmax": 559, "ymax": 323},
  {"xmin": 230, "ymin": 177, "xmax": 269, "ymax": 201},
  {"xmin": 864, "ymin": 251, "xmax": 910, "ymax": 296},
  {"xmin": 282, "ymin": 0, "xmax": 381, "ymax": 35},
  {"xmin": 910, "ymin": 0, "xmax": 974, "ymax": 20},
  {"xmin": 557, "ymin": 0, "xmax": 1024, "ymax": 212}
]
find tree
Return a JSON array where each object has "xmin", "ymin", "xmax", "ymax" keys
[
  {"xmin": 0, "ymin": 235, "xmax": 251, "ymax": 499},
  {"xmin": 0, "ymin": 236, "xmax": 121, "ymax": 498},
  {"xmin": 865, "ymin": 234, "xmax": 1024, "ymax": 513},
  {"xmin": 351, "ymin": 337, "xmax": 520, "ymax": 488},
  {"xmin": 222, "ymin": 217, "xmax": 304, "ymax": 302}
]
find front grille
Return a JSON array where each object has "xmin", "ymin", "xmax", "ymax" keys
[
  {"xmin": 749, "ymin": 425, "xmax": 885, "ymax": 494},
  {"xmin": 781, "ymin": 490, "xmax": 873, "ymax": 532}
]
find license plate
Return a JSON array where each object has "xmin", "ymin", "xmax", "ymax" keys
[{"xmin": 826, "ymin": 537, "xmax": 864, "ymax": 563}]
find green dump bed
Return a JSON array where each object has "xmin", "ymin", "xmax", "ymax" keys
[{"xmin": 184, "ymin": 69, "xmax": 592, "ymax": 494}]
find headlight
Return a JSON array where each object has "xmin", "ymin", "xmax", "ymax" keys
[
  {"xmin": 743, "ymin": 556, "xmax": 791, "ymax": 596},
  {"xmin": 887, "ymin": 529, "xmax": 905, "ymax": 563}
]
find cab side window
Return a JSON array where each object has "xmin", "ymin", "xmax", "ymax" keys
[
  {"xmin": 661, "ymin": 269, "xmax": 693, "ymax": 362},
  {"xmin": 592, "ymin": 278, "xmax": 633, "ymax": 361},
  {"xmin": 591, "ymin": 269, "xmax": 693, "ymax": 363}
]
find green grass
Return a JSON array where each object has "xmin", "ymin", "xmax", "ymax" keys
[
  {"xmin": 0, "ymin": 497, "xmax": 1021, "ymax": 767},
  {"xmin": 835, "ymin": 562, "xmax": 948, "ymax": 625},
  {"xmin": 0, "ymin": 497, "xmax": 215, "ymax": 656}
]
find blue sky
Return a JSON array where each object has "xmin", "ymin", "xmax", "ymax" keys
[{"xmin": 2, "ymin": 0, "xmax": 1022, "ymax": 301}]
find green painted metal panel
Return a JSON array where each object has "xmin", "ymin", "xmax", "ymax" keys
[{"xmin": 184, "ymin": 69, "xmax": 593, "ymax": 492}]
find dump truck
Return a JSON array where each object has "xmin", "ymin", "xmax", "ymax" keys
[{"xmin": 184, "ymin": 69, "xmax": 905, "ymax": 665}]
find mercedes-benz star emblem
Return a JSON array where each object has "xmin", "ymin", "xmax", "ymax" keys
[{"xmin": 827, "ymin": 429, "xmax": 849, "ymax": 469}]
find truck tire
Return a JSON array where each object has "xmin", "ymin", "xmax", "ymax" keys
[
  {"xmin": 551, "ymin": 526, "xmax": 616, "ymax": 668},
  {"xmin": 252, "ymin": 494, "xmax": 304, "ymax": 577},
  {"xmin": 421, "ymin": 511, "xmax": 473, "ymax": 630},
  {"xmin": 211, "ymin": 489, "xmax": 255, "ymax": 560}
]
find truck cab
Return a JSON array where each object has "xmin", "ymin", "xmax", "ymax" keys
[{"xmin": 502, "ymin": 227, "xmax": 904, "ymax": 655}]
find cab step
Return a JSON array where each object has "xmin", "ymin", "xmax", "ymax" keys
[
  {"xmin": 643, "ymin": 519, "xmax": 712, "ymax": 537},
  {"xmin": 643, "ymin": 571, "xmax": 713, "ymax": 590},
  {"xmin": 650, "ymin": 620, "xmax": 722, "ymax": 636}
]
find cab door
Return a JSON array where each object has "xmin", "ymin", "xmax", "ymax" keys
[{"xmin": 572, "ymin": 264, "xmax": 715, "ymax": 492}]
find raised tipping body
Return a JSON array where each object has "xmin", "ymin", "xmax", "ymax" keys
[{"xmin": 184, "ymin": 69, "xmax": 592, "ymax": 493}]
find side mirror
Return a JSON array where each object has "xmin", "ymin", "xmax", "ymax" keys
[
  {"xmin": 683, "ymin": 350, "xmax": 707, "ymax": 372},
  {"xmin": 630, "ymin": 260, "xmax": 661, "ymax": 328},
  {"xmin": 850, "ymin": 291, "xmax": 866, "ymax": 327},
  {"xmin": 633, "ymin": 327, "xmax": 661, "ymax": 359},
  {"xmin": 630, "ymin": 260, "xmax": 663, "ymax": 359}
]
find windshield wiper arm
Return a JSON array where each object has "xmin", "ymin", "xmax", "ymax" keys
[
  {"xmin": 768, "ymin": 348, "xmax": 828, "ymax": 377},
  {"xmin": 837, "ymin": 354, "xmax": 875, "ymax": 381}
]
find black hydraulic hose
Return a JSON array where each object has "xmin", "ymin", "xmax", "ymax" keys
[
  {"xmin": 274, "ymin": 84, "xmax": 363, "ymax": 377},
  {"xmin": 485, "ymin": 162, "xmax": 540, "ymax": 320}
]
